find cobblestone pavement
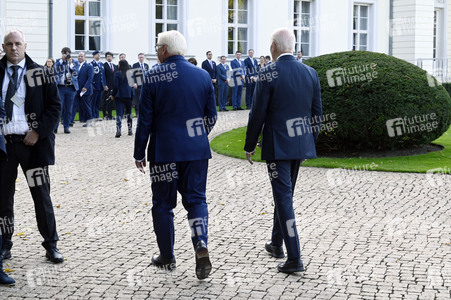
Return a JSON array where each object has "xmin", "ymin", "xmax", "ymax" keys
[{"xmin": 0, "ymin": 110, "xmax": 450, "ymax": 299}]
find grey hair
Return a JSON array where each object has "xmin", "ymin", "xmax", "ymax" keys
[
  {"xmin": 271, "ymin": 28, "xmax": 295, "ymax": 53},
  {"xmin": 157, "ymin": 30, "xmax": 187, "ymax": 56},
  {"xmin": 3, "ymin": 29, "xmax": 25, "ymax": 44}
]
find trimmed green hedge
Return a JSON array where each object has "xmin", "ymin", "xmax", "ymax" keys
[{"xmin": 304, "ymin": 51, "xmax": 451, "ymax": 150}]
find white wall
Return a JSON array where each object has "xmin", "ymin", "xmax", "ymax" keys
[{"xmin": 1, "ymin": 0, "xmax": 49, "ymax": 62}]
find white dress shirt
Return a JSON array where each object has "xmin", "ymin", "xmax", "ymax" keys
[{"xmin": 2, "ymin": 58, "xmax": 29, "ymax": 135}]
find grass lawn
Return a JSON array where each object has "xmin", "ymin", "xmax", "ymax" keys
[{"xmin": 210, "ymin": 126, "xmax": 451, "ymax": 173}]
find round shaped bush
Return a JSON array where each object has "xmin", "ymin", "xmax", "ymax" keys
[{"xmin": 304, "ymin": 51, "xmax": 451, "ymax": 151}]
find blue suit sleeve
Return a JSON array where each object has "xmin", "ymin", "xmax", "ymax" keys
[
  {"xmin": 244, "ymin": 68, "xmax": 271, "ymax": 152},
  {"xmin": 311, "ymin": 70, "xmax": 323, "ymax": 141},
  {"xmin": 134, "ymin": 80, "xmax": 153, "ymax": 160},
  {"xmin": 84, "ymin": 65, "xmax": 94, "ymax": 90},
  {"xmin": 204, "ymin": 82, "xmax": 217, "ymax": 134}
]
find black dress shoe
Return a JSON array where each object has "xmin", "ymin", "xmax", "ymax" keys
[
  {"xmin": 195, "ymin": 241, "xmax": 211, "ymax": 280},
  {"xmin": 64, "ymin": 129, "xmax": 71, "ymax": 134},
  {"xmin": 151, "ymin": 254, "xmax": 176, "ymax": 270},
  {"xmin": 115, "ymin": 132, "xmax": 121, "ymax": 138},
  {"xmin": 69, "ymin": 123, "xmax": 74, "ymax": 127},
  {"xmin": 0, "ymin": 249, "xmax": 11, "ymax": 260},
  {"xmin": 237, "ymin": 107, "xmax": 244, "ymax": 110},
  {"xmin": 233, "ymin": 108, "xmax": 237, "ymax": 111},
  {"xmin": 53, "ymin": 129, "xmax": 58, "ymax": 134},
  {"xmin": 128, "ymin": 129, "xmax": 133, "ymax": 136},
  {"xmin": 0, "ymin": 270, "xmax": 15, "ymax": 286},
  {"xmin": 265, "ymin": 241, "xmax": 285, "ymax": 258},
  {"xmin": 45, "ymin": 247, "xmax": 64, "ymax": 263},
  {"xmin": 277, "ymin": 259, "xmax": 305, "ymax": 273}
]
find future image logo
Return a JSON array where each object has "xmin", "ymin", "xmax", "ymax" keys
[
  {"xmin": 326, "ymin": 64, "xmax": 377, "ymax": 87},
  {"xmin": 186, "ymin": 118, "xmax": 206, "ymax": 137}
]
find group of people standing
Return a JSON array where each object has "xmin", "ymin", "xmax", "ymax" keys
[
  {"xmin": 44, "ymin": 49, "xmax": 150, "ymax": 137},
  {"xmin": 200, "ymin": 49, "xmax": 303, "ymax": 112}
]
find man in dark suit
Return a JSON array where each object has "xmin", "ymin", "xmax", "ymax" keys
[
  {"xmin": 134, "ymin": 30, "xmax": 217, "ymax": 280},
  {"xmin": 90, "ymin": 50, "xmax": 106, "ymax": 120},
  {"xmin": 230, "ymin": 51, "xmax": 246, "ymax": 110},
  {"xmin": 102, "ymin": 52, "xmax": 116, "ymax": 120},
  {"xmin": 244, "ymin": 49, "xmax": 259, "ymax": 109},
  {"xmin": 71, "ymin": 52, "xmax": 94, "ymax": 127},
  {"xmin": 216, "ymin": 55, "xmax": 230, "ymax": 112},
  {"xmin": 244, "ymin": 28, "xmax": 322, "ymax": 274},
  {"xmin": 201, "ymin": 51, "xmax": 217, "ymax": 85},
  {"xmin": 132, "ymin": 53, "xmax": 149, "ymax": 118},
  {"xmin": 54, "ymin": 47, "xmax": 79, "ymax": 134},
  {"xmin": 0, "ymin": 84, "xmax": 14, "ymax": 285},
  {"xmin": 0, "ymin": 30, "xmax": 63, "ymax": 264}
]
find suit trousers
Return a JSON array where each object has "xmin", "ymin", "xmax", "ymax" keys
[
  {"xmin": 267, "ymin": 159, "xmax": 302, "ymax": 262},
  {"xmin": 150, "ymin": 159, "xmax": 209, "ymax": 259},
  {"xmin": 91, "ymin": 89, "xmax": 103, "ymax": 119},
  {"xmin": 0, "ymin": 142, "xmax": 59, "ymax": 251},
  {"xmin": 102, "ymin": 90, "xmax": 114, "ymax": 120},
  {"xmin": 73, "ymin": 93, "xmax": 92, "ymax": 123},
  {"xmin": 232, "ymin": 84, "xmax": 243, "ymax": 109},
  {"xmin": 133, "ymin": 86, "xmax": 142, "ymax": 117},
  {"xmin": 246, "ymin": 80, "xmax": 256, "ymax": 109},
  {"xmin": 56, "ymin": 86, "xmax": 76, "ymax": 130},
  {"xmin": 115, "ymin": 98, "xmax": 132, "ymax": 133},
  {"xmin": 218, "ymin": 84, "xmax": 228, "ymax": 110}
]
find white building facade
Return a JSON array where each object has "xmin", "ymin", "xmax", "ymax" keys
[{"xmin": 0, "ymin": 0, "xmax": 449, "ymax": 80}]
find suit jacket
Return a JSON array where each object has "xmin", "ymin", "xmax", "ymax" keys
[
  {"xmin": 230, "ymin": 58, "xmax": 246, "ymax": 86},
  {"xmin": 54, "ymin": 58, "xmax": 80, "ymax": 90},
  {"xmin": 91, "ymin": 60, "xmax": 106, "ymax": 90},
  {"xmin": 244, "ymin": 55, "xmax": 322, "ymax": 160},
  {"xmin": 103, "ymin": 61, "xmax": 117, "ymax": 91},
  {"xmin": 244, "ymin": 57, "xmax": 259, "ymax": 83},
  {"xmin": 77, "ymin": 62, "xmax": 94, "ymax": 95},
  {"xmin": 0, "ymin": 99, "xmax": 6, "ymax": 161},
  {"xmin": 132, "ymin": 62, "xmax": 150, "ymax": 86},
  {"xmin": 0, "ymin": 54, "xmax": 61, "ymax": 165},
  {"xmin": 201, "ymin": 59, "xmax": 217, "ymax": 80},
  {"xmin": 134, "ymin": 55, "xmax": 217, "ymax": 163},
  {"xmin": 113, "ymin": 72, "xmax": 134, "ymax": 99},
  {"xmin": 216, "ymin": 63, "xmax": 230, "ymax": 86}
]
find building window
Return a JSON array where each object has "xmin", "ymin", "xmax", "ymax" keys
[
  {"xmin": 75, "ymin": 0, "xmax": 102, "ymax": 51},
  {"xmin": 352, "ymin": 4, "xmax": 369, "ymax": 51},
  {"xmin": 228, "ymin": 0, "xmax": 248, "ymax": 55},
  {"xmin": 293, "ymin": 0, "xmax": 311, "ymax": 56},
  {"xmin": 155, "ymin": 0, "xmax": 179, "ymax": 45}
]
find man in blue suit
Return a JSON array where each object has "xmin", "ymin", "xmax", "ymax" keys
[
  {"xmin": 132, "ymin": 53, "xmax": 150, "ymax": 118},
  {"xmin": 54, "ymin": 47, "xmax": 79, "ymax": 134},
  {"xmin": 230, "ymin": 51, "xmax": 246, "ymax": 110},
  {"xmin": 90, "ymin": 50, "xmax": 106, "ymax": 120},
  {"xmin": 244, "ymin": 28, "xmax": 322, "ymax": 274},
  {"xmin": 134, "ymin": 30, "xmax": 217, "ymax": 280},
  {"xmin": 244, "ymin": 49, "xmax": 259, "ymax": 109},
  {"xmin": 72, "ymin": 52, "xmax": 94, "ymax": 127},
  {"xmin": 216, "ymin": 55, "xmax": 230, "ymax": 112}
]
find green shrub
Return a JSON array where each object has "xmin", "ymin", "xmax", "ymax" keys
[
  {"xmin": 442, "ymin": 82, "xmax": 451, "ymax": 97},
  {"xmin": 304, "ymin": 51, "xmax": 451, "ymax": 150}
]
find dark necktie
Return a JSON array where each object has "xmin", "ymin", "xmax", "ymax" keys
[{"xmin": 5, "ymin": 65, "xmax": 20, "ymax": 122}]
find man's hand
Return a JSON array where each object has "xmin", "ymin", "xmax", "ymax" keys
[
  {"xmin": 241, "ymin": 75, "xmax": 245, "ymax": 80},
  {"xmin": 133, "ymin": 83, "xmax": 138, "ymax": 89},
  {"xmin": 212, "ymin": 79, "xmax": 217, "ymax": 84},
  {"xmin": 245, "ymin": 151, "xmax": 255, "ymax": 165},
  {"xmin": 82, "ymin": 87, "xmax": 87, "ymax": 93},
  {"xmin": 135, "ymin": 159, "xmax": 147, "ymax": 174},
  {"xmin": 104, "ymin": 86, "xmax": 108, "ymax": 91},
  {"xmin": 24, "ymin": 130, "xmax": 39, "ymax": 146}
]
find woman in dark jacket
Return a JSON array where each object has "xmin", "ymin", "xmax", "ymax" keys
[{"xmin": 112, "ymin": 60, "xmax": 134, "ymax": 138}]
